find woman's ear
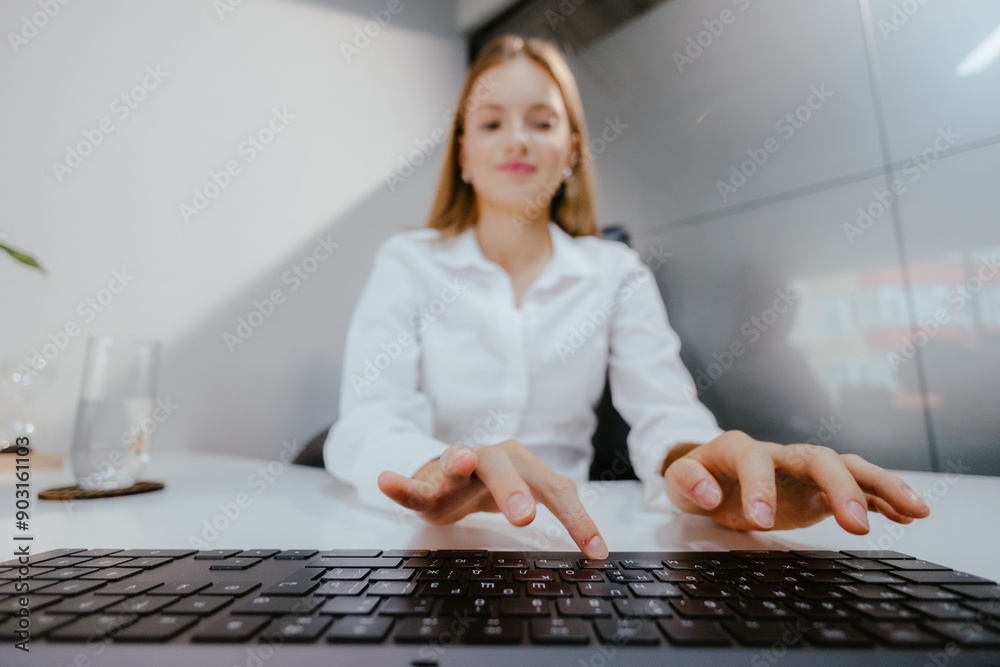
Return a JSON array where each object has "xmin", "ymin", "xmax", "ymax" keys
[{"xmin": 568, "ymin": 132, "xmax": 580, "ymax": 171}]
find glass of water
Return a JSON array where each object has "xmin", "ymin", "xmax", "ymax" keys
[{"xmin": 70, "ymin": 334, "xmax": 161, "ymax": 490}]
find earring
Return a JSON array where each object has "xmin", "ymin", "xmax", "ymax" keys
[
  {"xmin": 461, "ymin": 170, "xmax": 471, "ymax": 184},
  {"xmin": 563, "ymin": 166, "xmax": 573, "ymax": 179}
]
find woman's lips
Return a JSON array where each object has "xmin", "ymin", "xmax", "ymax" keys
[{"xmin": 497, "ymin": 162, "xmax": 536, "ymax": 174}]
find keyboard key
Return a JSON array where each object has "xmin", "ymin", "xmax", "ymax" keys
[
  {"xmin": 0, "ymin": 612, "xmax": 73, "ymax": 639},
  {"xmin": 607, "ymin": 570, "xmax": 654, "ymax": 583},
  {"xmin": 890, "ymin": 584, "xmax": 959, "ymax": 600},
  {"xmin": 462, "ymin": 568, "xmax": 507, "ymax": 581},
  {"xmin": 530, "ymin": 617, "xmax": 590, "ymax": 644},
  {"xmin": 925, "ymin": 621, "xmax": 1000, "ymax": 647},
  {"xmin": 366, "ymin": 581, "xmax": 417, "ymax": 596},
  {"xmin": 492, "ymin": 558, "xmax": 529, "ymax": 568},
  {"xmin": 420, "ymin": 582, "xmax": 466, "ymax": 596},
  {"xmin": 680, "ymin": 582, "xmax": 733, "ymax": 598},
  {"xmin": 113, "ymin": 550, "xmax": 196, "ymax": 559},
  {"xmin": 319, "ymin": 596, "xmax": 379, "ymax": 615},
  {"xmin": 163, "ymin": 596, "xmax": 232, "ymax": 615},
  {"xmin": 629, "ymin": 582, "xmax": 682, "ymax": 598},
  {"xmin": 201, "ymin": 581, "xmax": 261, "ymax": 597},
  {"xmin": 192, "ymin": 615, "xmax": 270, "ymax": 642},
  {"xmin": 803, "ymin": 621, "xmax": 873, "ymax": 646},
  {"xmin": 315, "ymin": 580, "xmax": 367, "ymax": 596},
  {"xmin": 35, "ymin": 557, "xmax": 93, "ymax": 569},
  {"xmin": 260, "ymin": 614, "xmax": 332, "ymax": 641},
  {"xmin": 235, "ymin": 550, "xmax": 279, "ymax": 559},
  {"xmin": 47, "ymin": 613, "xmax": 138, "ymax": 641},
  {"xmin": 35, "ymin": 567, "xmax": 98, "ymax": 580},
  {"xmin": 557, "ymin": 597, "xmax": 611, "ymax": 616},
  {"xmin": 127, "ymin": 558, "xmax": 174, "ymax": 569},
  {"xmin": 377, "ymin": 597, "xmax": 434, "ymax": 616},
  {"xmin": 193, "ymin": 550, "xmax": 241, "ymax": 560},
  {"xmin": 880, "ymin": 559, "xmax": 950, "ymax": 570},
  {"xmin": 618, "ymin": 559, "xmax": 663, "ymax": 570},
  {"xmin": 463, "ymin": 617, "xmax": 521, "ymax": 643},
  {"xmin": 670, "ymin": 597, "xmax": 732, "ymax": 618},
  {"xmin": 151, "ymin": 581, "xmax": 212, "ymax": 596},
  {"xmin": 841, "ymin": 550, "xmax": 910, "ymax": 559},
  {"xmin": 312, "ymin": 557, "xmax": 401, "ymax": 569},
  {"xmin": 654, "ymin": 569, "xmax": 701, "ymax": 583},
  {"xmin": 0, "ymin": 595, "xmax": 61, "ymax": 613},
  {"xmin": 319, "ymin": 549, "xmax": 382, "ymax": 558},
  {"xmin": 105, "ymin": 595, "xmax": 179, "ymax": 615},
  {"xmin": 447, "ymin": 558, "xmax": 487, "ymax": 568},
  {"xmin": 905, "ymin": 601, "xmax": 979, "ymax": 620},
  {"xmin": 862, "ymin": 621, "xmax": 944, "ymax": 647},
  {"xmin": 320, "ymin": 568, "xmax": 370, "ymax": 581},
  {"xmin": 722, "ymin": 619, "xmax": 804, "ymax": 646},
  {"xmin": 274, "ymin": 550, "xmax": 319, "ymax": 560},
  {"xmin": 499, "ymin": 598, "xmax": 550, "ymax": 616},
  {"xmin": 467, "ymin": 581, "xmax": 517, "ymax": 597},
  {"xmin": 393, "ymin": 617, "xmax": 449, "ymax": 642},
  {"xmin": 42, "ymin": 580, "xmax": 105, "ymax": 596},
  {"xmin": 578, "ymin": 582, "xmax": 627, "ymax": 598},
  {"xmin": 326, "ymin": 615, "xmax": 392, "ymax": 642},
  {"xmin": 370, "ymin": 568, "xmax": 414, "ymax": 581},
  {"xmin": 943, "ymin": 584, "xmax": 1000, "ymax": 600},
  {"xmin": 232, "ymin": 595, "xmax": 323, "ymax": 615},
  {"xmin": 658, "ymin": 618, "xmax": 730, "ymax": 645},
  {"xmin": 895, "ymin": 571, "xmax": 992, "ymax": 585},
  {"xmin": 844, "ymin": 601, "xmax": 918, "ymax": 620},
  {"xmin": 524, "ymin": 581, "xmax": 573, "ymax": 596},
  {"xmin": 840, "ymin": 559, "xmax": 893, "ymax": 571},
  {"xmin": 0, "ymin": 549, "xmax": 84, "ymax": 567},
  {"xmin": 787, "ymin": 600, "xmax": 851, "ymax": 620},
  {"xmin": 80, "ymin": 568, "xmax": 142, "ymax": 581},
  {"xmin": 382, "ymin": 550, "xmax": 429, "ymax": 558},
  {"xmin": 438, "ymin": 598, "xmax": 494, "ymax": 616},
  {"xmin": 262, "ymin": 575, "xmax": 321, "ymax": 596},
  {"xmin": 839, "ymin": 584, "xmax": 904, "ymax": 600},
  {"xmin": 209, "ymin": 558, "xmax": 262, "ymax": 571},
  {"xmin": 96, "ymin": 580, "xmax": 161, "ymax": 596},
  {"xmin": 560, "ymin": 569, "xmax": 604, "ymax": 582},
  {"xmin": 613, "ymin": 598, "xmax": 672, "ymax": 618},
  {"xmin": 534, "ymin": 559, "xmax": 572, "ymax": 569},
  {"xmin": 47, "ymin": 594, "xmax": 124, "ymax": 614},
  {"xmin": 728, "ymin": 599, "xmax": 792, "ymax": 620},
  {"xmin": 114, "ymin": 614, "xmax": 198, "ymax": 641},
  {"xmin": 514, "ymin": 569, "xmax": 557, "ymax": 582}
]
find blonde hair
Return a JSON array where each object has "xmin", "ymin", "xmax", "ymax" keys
[{"xmin": 426, "ymin": 34, "xmax": 598, "ymax": 240}]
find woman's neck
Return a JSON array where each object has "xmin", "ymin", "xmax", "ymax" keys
[{"xmin": 474, "ymin": 207, "xmax": 553, "ymax": 275}]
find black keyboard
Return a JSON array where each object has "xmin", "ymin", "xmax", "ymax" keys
[{"xmin": 2, "ymin": 548, "xmax": 999, "ymax": 658}]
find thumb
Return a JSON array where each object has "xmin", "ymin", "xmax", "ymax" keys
[{"xmin": 664, "ymin": 457, "xmax": 722, "ymax": 511}]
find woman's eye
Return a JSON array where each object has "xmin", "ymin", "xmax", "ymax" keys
[
  {"xmin": 482, "ymin": 121, "xmax": 500, "ymax": 130},
  {"xmin": 534, "ymin": 121, "xmax": 553, "ymax": 129}
]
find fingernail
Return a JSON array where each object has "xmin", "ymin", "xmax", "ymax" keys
[
  {"xmin": 751, "ymin": 501, "xmax": 774, "ymax": 529},
  {"xmin": 586, "ymin": 535, "xmax": 608, "ymax": 560},
  {"xmin": 905, "ymin": 487, "xmax": 928, "ymax": 507},
  {"xmin": 847, "ymin": 500, "xmax": 869, "ymax": 530},
  {"xmin": 507, "ymin": 492, "xmax": 532, "ymax": 520},
  {"xmin": 692, "ymin": 480, "xmax": 720, "ymax": 508}
]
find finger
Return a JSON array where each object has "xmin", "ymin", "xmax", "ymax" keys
[
  {"xmin": 777, "ymin": 445, "xmax": 870, "ymax": 534},
  {"xmin": 866, "ymin": 494, "xmax": 913, "ymax": 524},
  {"xmin": 474, "ymin": 447, "xmax": 537, "ymax": 526},
  {"xmin": 439, "ymin": 445, "xmax": 478, "ymax": 478},
  {"xmin": 520, "ymin": 465, "xmax": 607, "ymax": 560},
  {"xmin": 734, "ymin": 449, "xmax": 777, "ymax": 529},
  {"xmin": 840, "ymin": 454, "xmax": 930, "ymax": 519},
  {"xmin": 663, "ymin": 456, "xmax": 722, "ymax": 512},
  {"xmin": 377, "ymin": 470, "xmax": 440, "ymax": 512}
]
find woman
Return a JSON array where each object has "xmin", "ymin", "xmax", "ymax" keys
[{"xmin": 324, "ymin": 35, "xmax": 929, "ymax": 560}]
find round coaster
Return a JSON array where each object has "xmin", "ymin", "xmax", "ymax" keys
[{"xmin": 38, "ymin": 481, "xmax": 165, "ymax": 501}]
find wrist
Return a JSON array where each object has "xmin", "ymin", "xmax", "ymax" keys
[{"xmin": 659, "ymin": 442, "xmax": 703, "ymax": 477}]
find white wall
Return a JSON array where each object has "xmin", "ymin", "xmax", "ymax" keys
[{"xmin": 0, "ymin": 0, "xmax": 466, "ymax": 461}]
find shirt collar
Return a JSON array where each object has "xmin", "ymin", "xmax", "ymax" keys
[{"xmin": 430, "ymin": 222, "xmax": 597, "ymax": 286}]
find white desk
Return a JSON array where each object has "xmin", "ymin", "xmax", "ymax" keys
[{"xmin": 4, "ymin": 450, "xmax": 999, "ymax": 583}]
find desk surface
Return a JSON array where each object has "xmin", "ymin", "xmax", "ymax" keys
[{"xmin": 4, "ymin": 450, "xmax": 999, "ymax": 583}]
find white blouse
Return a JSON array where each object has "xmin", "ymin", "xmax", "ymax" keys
[{"xmin": 323, "ymin": 221, "xmax": 724, "ymax": 515}]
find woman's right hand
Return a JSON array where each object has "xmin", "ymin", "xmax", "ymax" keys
[{"xmin": 377, "ymin": 439, "xmax": 609, "ymax": 560}]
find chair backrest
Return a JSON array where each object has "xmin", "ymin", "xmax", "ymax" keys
[{"xmin": 588, "ymin": 224, "xmax": 637, "ymax": 481}]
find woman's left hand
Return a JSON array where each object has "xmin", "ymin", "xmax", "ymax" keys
[{"xmin": 662, "ymin": 430, "xmax": 931, "ymax": 533}]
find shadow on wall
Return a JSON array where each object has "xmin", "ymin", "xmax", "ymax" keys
[{"xmin": 154, "ymin": 152, "xmax": 443, "ymax": 462}]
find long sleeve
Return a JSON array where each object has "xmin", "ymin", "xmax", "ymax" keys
[
  {"xmin": 606, "ymin": 250, "xmax": 724, "ymax": 513},
  {"xmin": 323, "ymin": 236, "xmax": 450, "ymax": 513}
]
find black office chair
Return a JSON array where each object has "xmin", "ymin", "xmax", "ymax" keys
[{"xmin": 294, "ymin": 224, "xmax": 638, "ymax": 481}]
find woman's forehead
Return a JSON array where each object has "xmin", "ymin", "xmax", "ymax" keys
[{"xmin": 467, "ymin": 56, "xmax": 566, "ymax": 114}]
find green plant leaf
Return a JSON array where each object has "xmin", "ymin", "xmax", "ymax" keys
[{"xmin": 0, "ymin": 244, "xmax": 46, "ymax": 274}]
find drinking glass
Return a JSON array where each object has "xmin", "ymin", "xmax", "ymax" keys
[{"xmin": 70, "ymin": 334, "xmax": 161, "ymax": 490}]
